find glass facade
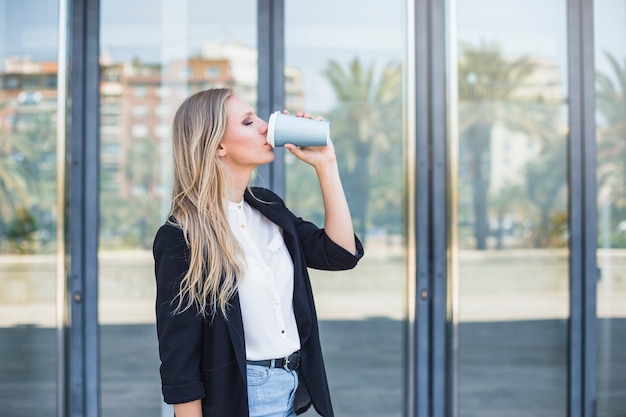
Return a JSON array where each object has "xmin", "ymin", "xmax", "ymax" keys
[
  {"xmin": 0, "ymin": 1, "xmax": 59, "ymax": 416},
  {"xmin": 0, "ymin": 1, "xmax": 623, "ymax": 417},
  {"xmin": 284, "ymin": 1, "xmax": 405, "ymax": 415},
  {"xmin": 453, "ymin": 1, "xmax": 570, "ymax": 415},
  {"xmin": 594, "ymin": 1, "xmax": 626, "ymax": 415},
  {"xmin": 98, "ymin": 1, "xmax": 257, "ymax": 415}
]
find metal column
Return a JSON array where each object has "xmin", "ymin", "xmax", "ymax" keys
[
  {"xmin": 406, "ymin": 0, "xmax": 449, "ymax": 415},
  {"xmin": 567, "ymin": 0, "xmax": 598, "ymax": 416},
  {"xmin": 256, "ymin": 0, "xmax": 286, "ymax": 196},
  {"xmin": 57, "ymin": 0, "xmax": 101, "ymax": 415}
]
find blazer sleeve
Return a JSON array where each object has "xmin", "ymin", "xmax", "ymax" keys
[
  {"xmin": 153, "ymin": 223, "xmax": 205, "ymax": 404},
  {"xmin": 250, "ymin": 187, "xmax": 364, "ymax": 271},
  {"xmin": 294, "ymin": 214, "xmax": 365, "ymax": 271}
]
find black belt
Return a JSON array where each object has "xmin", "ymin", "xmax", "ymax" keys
[{"xmin": 247, "ymin": 351, "xmax": 300, "ymax": 371}]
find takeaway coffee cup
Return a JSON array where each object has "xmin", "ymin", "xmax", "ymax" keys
[{"xmin": 267, "ymin": 111, "xmax": 330, "ymax": 148}]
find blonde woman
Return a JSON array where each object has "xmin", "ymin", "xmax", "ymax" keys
[{"xmin": 153, "ymin": 88, "xmax": 363, "ymax": 417}]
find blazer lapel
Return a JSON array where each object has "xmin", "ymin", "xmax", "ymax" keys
[
  {"xmin": 225, "ymin": 293, "xmax": 247, "ymax": 382},
  {"xmin": 244, "ymin": 194, "xmax": 295, "ymax": 235}
]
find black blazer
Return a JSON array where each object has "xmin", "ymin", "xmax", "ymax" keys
[{"xmin": 153, "ymin": 187, "xmax": 364, "ymax": 416}]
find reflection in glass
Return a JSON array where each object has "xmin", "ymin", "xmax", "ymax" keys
[
  {"xmin": 453, "ymin": 1, "xmax": 569, "ymax": 415},
  {"xmin": 99, "ymin": 1, "xmax": 257, "ymax": 414},
  {"xmin": 0, "ymin": 1, "xmax": 59, "ymax": 415},
  {"xmin": 594, "ymin": 1, "xmax": 626, "ymax": 415},
  {"xmin": 285, "ymin": 1, "xmax": 405, "ymax": 416}
]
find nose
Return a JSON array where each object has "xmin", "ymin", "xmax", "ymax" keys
[{"xmin": 260, "ymin": 118, "xmax": 269, "ymax": 135}]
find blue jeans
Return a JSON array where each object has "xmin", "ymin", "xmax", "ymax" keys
[{"xmin": 247, "ymin": 364, "xmax": 299, "ymax": 417}]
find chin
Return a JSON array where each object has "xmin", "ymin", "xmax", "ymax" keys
[{"xmin": 257, "ymin": 151, "xmax": 274, "ymax": 164}]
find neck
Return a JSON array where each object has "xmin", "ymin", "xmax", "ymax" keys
[{"xmin": 228, "ymin": 170, "xmax": 252, "ymax": 203}]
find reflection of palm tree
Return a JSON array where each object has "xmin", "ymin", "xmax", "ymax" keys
[
  {"xmin": 0, "ymin": 133, "xmax": 30, "ymax": 222},
  {"xmin": 0, "ymin": 101, "xmax": 25, "ymax": 222},
  {"xmin": 489, "ymin": 182, "xmax": 524, "ymax": 250},
  {"xmin": 124, "ymin": 136, "xmax": 163, "ymax": 248},
  {"xmin": 596, "ymin": 52, "xmax": 626, "ymax": 208},
  {"xmin": 524, "ymin": 138, "xmax": 567, "ymax": 247},
  {"xmin": 0, "ymin": 106, "xmax": 52, "ymax": 249},
  {"xmin": 458, "ymin": 41, "xmax": 537, "ymax": 249},
  {"xmin": 322, "ymin": 58, "xmax": 402, "ymax": 242},
  {"xmin": 126, "ymin": 136, "xmax": 161, "ymax": 196}
]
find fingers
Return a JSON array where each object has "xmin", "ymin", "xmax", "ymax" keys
[
  {"xmin": 284, "ymin": 142, "xmax": 331, "ymax": 158},
  {"xmin": 284, "ymin": 143, "xmax": 312, "ymax": 157},
  {"xmin": 283, "ymin": 144, "xmax": 307, "ymax": 160},
  {"xmin": 283, "ymin": 110, "xmax": 323, "ymax": 121}
]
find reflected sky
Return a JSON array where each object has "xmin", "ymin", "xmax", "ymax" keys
[
  {"xmin": 0, "ymin": 0, "xmax": 58, "ymax": 60},
  {"xmin": 594, "ymin": 0, "xmax": 626, "ymax": 68},
  {"xmin": 1, "ymin": 0, "xmax": 624, "ymax": 61},
  {"xmin": 457, "ymin": 0, "xmax": 625, "ymax": 74}
]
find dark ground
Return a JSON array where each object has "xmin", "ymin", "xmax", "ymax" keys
[{"xmin": 0, "ymin": 318, "xmax": 624, "ymax": 417}]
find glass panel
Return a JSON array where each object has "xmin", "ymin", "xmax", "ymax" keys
[
  {"xmin": 285, "ymin": 2, "xmax": 405, "ymax": 416},
  {"xmin": 594, "ymin": 1, "xmax": 626, "ymax": 415},
  {"xmin": 99, "ymin": 1, "xmax": 256, "ymax": 415},
  {"xmin": 452, "ymin": 1, "xmax": 569, "ymax": 416},
  {"xmin": 0, "ymin": 1, "xmax": 59, "ymax": 415}
]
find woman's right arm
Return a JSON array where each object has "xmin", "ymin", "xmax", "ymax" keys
[
  {"xmin": 173, "ymin": 400, "xmax": 202, "ymax": 417},
  {"xmin": 153, "ymin": 224, "xmax": 206, "ymax": 408}
]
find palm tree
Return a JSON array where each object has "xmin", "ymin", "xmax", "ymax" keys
[
  {"xmin": 489, "ymin": 181, "xmax": 525, "ymax": 250},
  {"xmin": 0, "ymin": 103, "xmax": 53, "ymax": 250},
  {"xmin": 523, "ymin": 137, "xmax": 568, "ymax": 247},
  {"xmin": 0, "ymin": 133, "xmax": 30, "ymax": 219},
  {"xmin": 123, "ymin": 135, "xmax": 164, "ymax": 248},
  {"xmin": 0, "ymin": 133, "xmax": 31, "ymax": 250},
  {"xmin": 458, "ymin": 41, "xmax": 537, "ymax": 249},
  {"xmin": 596, "ymin": 51, "xmax": 626, "ymax": 227},
  {"xmin": 502, "ymin": 94, "xmax": 569, "ymax": 249},
  {"xmin": 322, "ymin": 57, "xmax": 403, "ymax": 243},
  {"xmin": 16, "ymin": 110, "xmax": 58, "ymax": 251}
]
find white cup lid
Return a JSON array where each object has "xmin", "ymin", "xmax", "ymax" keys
[{"xmin": 267, "ymin": 111, "xmax": 280, "ymax": 147}]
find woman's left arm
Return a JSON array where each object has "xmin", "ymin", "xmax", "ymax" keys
[{"xmin": 284, "ymin": 115, "xmax": 356, "ymax": 254}]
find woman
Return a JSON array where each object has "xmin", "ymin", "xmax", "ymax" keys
[{"xmin": 153, "ymin": 87, "xmax": 363, "ymax": 417}]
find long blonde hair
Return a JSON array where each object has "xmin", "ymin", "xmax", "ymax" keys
[{"xmin": 168, "ymin": 87, "xmax": 243, "ymax": 318}]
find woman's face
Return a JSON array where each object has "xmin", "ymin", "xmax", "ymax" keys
[{"xmin": 218, "ymin": 95, "xmax": 274, "ymax": 172}]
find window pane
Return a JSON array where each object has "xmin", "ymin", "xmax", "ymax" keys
[
  {"xmin": 594, "ymin": 1, "xmax": 626, "ymax": 415},
  {"xmin": 0, "ymin": 1, "xmax": 59, "ymax": 415},
  {"xmin": 452, "ymin": 1, "xmax": 569, "ymax": 415},
  {"xmin": 285, "ymin": 1, "xmax": 406, "ymax": 415},
  {"xmin": 98, "ymin": 1, "xmax": 256, "ymax": 415}
]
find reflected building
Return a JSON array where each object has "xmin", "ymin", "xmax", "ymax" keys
[{"xmin": 0, "ymin": 58, "xmax": 58, "ymax": 135}]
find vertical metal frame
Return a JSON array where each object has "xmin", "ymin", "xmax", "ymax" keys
[
  {"xmin": 56, "ymin": 0, "xmax": 69, "ymax": 415},
  {"xmin": 406, "ymin": 0, "xmax": 432, "ymax": 414},
  {"xmin": 567, "ymin": 0, "xmax": 598, "ymax": 416},
  {"xmin": 256, "ymin": 0, "xmax": 286, "ymax": 196},
  {"xmin": 429, "ymin": 0, "xmax": 449, "ymax": 415},
  {"xmin": 445, "ymin": 0, "xmax": 460, "ymax": 415},
  {"xmin": 58, "ymin": 0, "xmax": 101, "ymax": 416},
  {"xmin": 407, "ymin": 0, "xmax": 449, "ymax": 415}
]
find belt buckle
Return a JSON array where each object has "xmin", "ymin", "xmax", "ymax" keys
[{"xmin": 282, "ymin": 354, "xmax": 292, "ymax": 371}]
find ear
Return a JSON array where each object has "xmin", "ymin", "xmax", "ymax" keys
[{"xmin": 216, "ymin": 143, "xmax": 226, "ymax": 157}]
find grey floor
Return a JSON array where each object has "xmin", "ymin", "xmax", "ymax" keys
[{"xmin": 1, "ymin": 318, "xmax": 624, "ymax": 417}]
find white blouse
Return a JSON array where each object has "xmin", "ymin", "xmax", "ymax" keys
[{"xmin": 228, "ymin": 200, "xmax": 301, "ymax": 361}]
